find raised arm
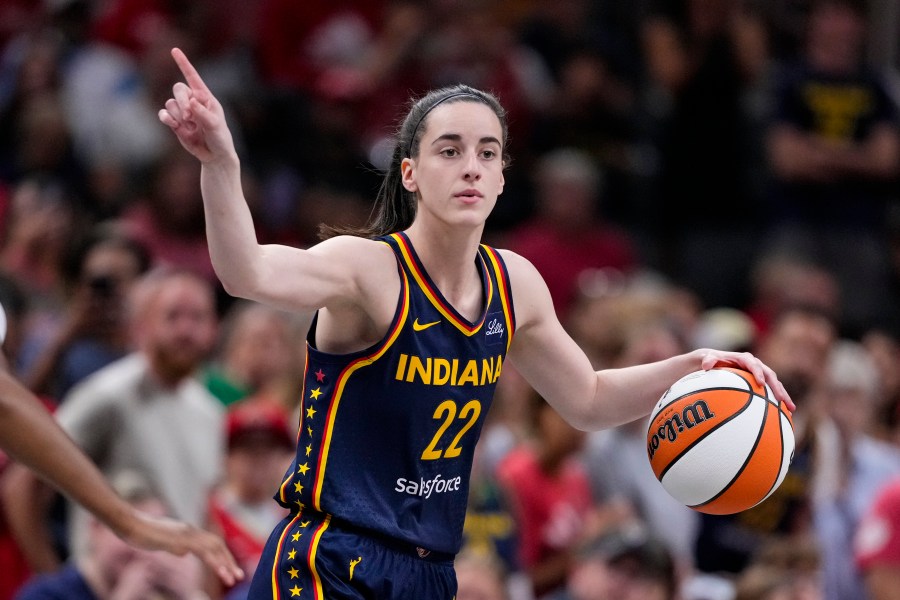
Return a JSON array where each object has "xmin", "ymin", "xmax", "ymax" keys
[
  {"xmin": 158, "ymin": 48, "xmax": 380, "ymax": 314},
  {"xmin": 502, "ymin": 251, "xmax": 793, "ymax": 431},
  {"xmin": 0, "ymin": 366, "xmax": 243, "ymax": 585}
]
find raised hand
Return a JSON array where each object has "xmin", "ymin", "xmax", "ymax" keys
[{"xmin": 158, "ymin": 48, "xmax": 236, "ymax": 163}]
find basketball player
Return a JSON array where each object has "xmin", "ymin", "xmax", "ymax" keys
[
  {"xmin": 0, "ymin": 353, "xmax": 244, "ymax": 586},
  {"xmin": 159, "ymin": 47, "xmax": 793, "ymax": 599}
]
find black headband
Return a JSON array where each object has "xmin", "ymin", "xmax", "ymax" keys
[{"xmin": 406, "ymin": 92, "xmax": 481, "ymax": 157}]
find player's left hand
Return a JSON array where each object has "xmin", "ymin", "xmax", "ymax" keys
[
  {"xmin": 118, "ymin": 510, "xmax": 244, "ymax": 586},
  {"xmin": 696, "ymin": 349, "xmax": 795, "ymax": 412}
]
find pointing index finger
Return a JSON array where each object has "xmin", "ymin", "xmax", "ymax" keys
[{"xmin": 171, "ymin": 47, "xmax": 209, "ymax": 93}]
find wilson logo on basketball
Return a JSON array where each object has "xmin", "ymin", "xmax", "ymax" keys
[{"xmin": 647, "ymin": 399, "xmax": 716, "ymax": 460}]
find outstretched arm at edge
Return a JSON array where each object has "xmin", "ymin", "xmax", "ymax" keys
[{"xmin": 0, "ymin": 366, "xmax": 244, "ymax": 585}]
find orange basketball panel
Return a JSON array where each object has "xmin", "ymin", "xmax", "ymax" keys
[
  {"xmin": 692, "ymin": 400, "xmax": 784, "ymax": 514},
  {"xmin": 647, "ymin": 389, "xmax": 753, "ymax": 479},
  {"xmin": 716, "ymin": 366, "xmax": 768, "ymax": 397}
]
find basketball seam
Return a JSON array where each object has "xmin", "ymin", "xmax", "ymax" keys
[
  {"xmin": 753, "ymin": 411, "xmax": 793, "ymax": 509},
  {"xmin": 654, "ymin": 385, "xmax": 757, "ymax": 417},
  {"xmin": 690, "ymin": 394, "xmax": 771, "ymax": 511},
  {"xmin": 656, "ymin": 390, "xmax": 755, "ymax": 481},
  {"xmin": 730, "ymin": 367, "xmax": 759, "ymax": 394},
  {"xmin": 758, "ymin": 403, "xmax": 787, "ymax": 502}
]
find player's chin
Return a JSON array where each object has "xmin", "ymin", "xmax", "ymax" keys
[{"xmin": 451, "ymin": 204, "xmax": 494, "ymax": 226}]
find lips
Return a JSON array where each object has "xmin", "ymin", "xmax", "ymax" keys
[{"xmin": 455, "ymin": 189, "xmax": 483, "ymax": 199}]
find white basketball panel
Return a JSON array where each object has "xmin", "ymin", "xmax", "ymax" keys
[
  {"xmin": 651, "ymin": 368, "xmax": 754, "ymax": 421},
  {"xmin": 660, "ymin": 396, "xmax": 766, "ymax": 506}
]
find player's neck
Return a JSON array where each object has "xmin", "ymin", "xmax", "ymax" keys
[
  {"xmin": 403, "ymin": 223, "xmax": 485, "ymax": 319},
  {"xmin": 407, "ymin": 227, "xmax": 481, "ymax": 280},
  {"xmin": 404, "ymin": 222, "xmax": 483, "ymax": 273}
]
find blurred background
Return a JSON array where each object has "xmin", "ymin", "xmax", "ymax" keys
[{"xmin": 0, "ymin": 1, "xmax": 899, "ymax": 599}]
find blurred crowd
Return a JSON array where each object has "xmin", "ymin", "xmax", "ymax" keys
[{"xmin": 0, "ymin": 0, "xmax": 899, "ymax": 599}]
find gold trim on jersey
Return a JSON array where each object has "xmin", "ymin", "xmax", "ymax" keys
[{"xmin": 389, "ymin": 232, "xmax": 493, "ymax": 336}]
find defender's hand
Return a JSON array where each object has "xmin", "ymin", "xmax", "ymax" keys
[{"xmin": 119, "ymin": 510, "xmax": 244, "ymax": 587}]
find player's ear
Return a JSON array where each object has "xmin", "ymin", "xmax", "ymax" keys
[{"xmin": 401, "ymin": 157, "xmax": 418, "ymax": 193}]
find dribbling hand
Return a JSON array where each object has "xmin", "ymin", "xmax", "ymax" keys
[
  {"xmin": 696, "ymin": 348, "xmax": 795, "ymax": 411},
  {"xmin": 158, "ymin": 48, "xmax": 236, "ymax": 164}
]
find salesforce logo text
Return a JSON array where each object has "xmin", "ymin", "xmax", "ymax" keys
[{"xmin": 395, "ymin": 474, "xmax": 463, "ymax": 499}]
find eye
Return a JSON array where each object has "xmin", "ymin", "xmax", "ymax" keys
[
  {"xmin": 440, "ymin": 148, "xmax": 459, "ymax": 157},
  {"xmin": 481, "ymin": 149, "xmax": 498, "ymax": 160}
]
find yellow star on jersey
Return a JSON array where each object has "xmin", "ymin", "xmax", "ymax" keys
[
  {"xmin": 305, "ymin": 444, "xmax": 312, "ymax": 457},
  {"xmin": 298, "ymin": 462, "xmax": 310, "ymax": 475},
  {"xmin": 310, "ymin": 388, "xmax": 322, "ymax": 400},
  {"xmin": 300, "ymin": 520, "xmax": 311, "ymax": 528},
  {"xmin": 293, "ymin": 482, "xmax": 303, "ymax": 493},
  {"xmin": 294, "ymin": 500, "xmax": 305, "ymax": 511},
  {"xmin": 290, "ymin": 585, "xmax": 302, "ymax": 597},
  {"xmin": 307, "ymin": 426, "xmax": 313, "ymax": 437},
  {"xmin": 288, "ymin": 566, "xmax": 300, "ymax": 579},
  {"xmin": 306, "ymin": 406, "xmax": 317, "ymax": 419},
  {"xmin": 292, "ymin": 531, "xmax": 302, "ymax": 542},
  {"xmin": 287, "ymin": 548, "xmax": 297, "ymax": 560}
]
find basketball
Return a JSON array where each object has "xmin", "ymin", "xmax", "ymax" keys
[{"xmin": 646, "ymin": 366, "xmax": 794, "ymax": 515}]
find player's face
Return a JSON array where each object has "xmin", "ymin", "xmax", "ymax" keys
[{"xmin": 401, "ymin": 102, "xmax": 505, "ymax": 228}]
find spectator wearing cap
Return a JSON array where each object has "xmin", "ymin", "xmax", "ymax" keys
[
  {"xmin": 206, "ymin": 397, "xmax": 294, "ymax": 597},
  {"xmin": 554, "ymin": 523, "xmax": 678, "ymax": 600}
]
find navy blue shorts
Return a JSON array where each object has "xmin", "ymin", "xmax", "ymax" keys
[{"xmin": 247, "ymin": 511, "xmax": 457, "ymax": 599}]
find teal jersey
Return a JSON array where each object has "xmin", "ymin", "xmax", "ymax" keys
[{"xmin": 275, "ymin": 232, "xmax": 516, "ymax": 554}]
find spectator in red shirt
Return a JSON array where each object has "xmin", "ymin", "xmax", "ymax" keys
[
  {"xmin": 504, "ymin": 147, "xmax": 638, "ymax": 318},
  {"xmin": 496, "ymin": 390, "xmax": 596, "ymax": 598},
  {"xmin": 855, "ymin": 477, "xmax": 900, "ymax": 600}
]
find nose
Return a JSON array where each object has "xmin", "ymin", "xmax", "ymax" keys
[{"xmin": 463, "ymin": 151, "xmax": 481, "ymax": 180}]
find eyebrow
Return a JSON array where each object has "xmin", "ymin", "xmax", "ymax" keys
[{"xmin": 430, "ymin": 133, "xmax": 502, "ymax": 147}]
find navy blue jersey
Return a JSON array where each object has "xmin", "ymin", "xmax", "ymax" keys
[{"xmin": 274, "ymin": 232, "xmax": 516, "ymax": 555}]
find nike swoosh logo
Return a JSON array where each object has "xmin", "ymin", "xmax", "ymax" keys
[{"xmin": 413, "ymin": 318, "xmax": 441, "ymax": 331}]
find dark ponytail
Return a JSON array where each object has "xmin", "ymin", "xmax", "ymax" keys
[{"xmin": 319, "ymin": 84, "xmax": 509, "ymax": 240}]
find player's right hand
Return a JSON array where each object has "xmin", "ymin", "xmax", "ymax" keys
[{"xmin": 158, "ymin": 48, "xmax": 236, "ymax": 164}]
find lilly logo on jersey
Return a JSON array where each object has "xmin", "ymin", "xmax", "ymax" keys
[
  {"xmin": 486, "ymin": 318, "xmax": 504, "ymax": 336},
  {"xmin": 647, "ymin": 399, "xmax": 716, "ymax": 460},
  {"xmin": 485, "ymin": 311, "xmax": 506, "ymax": 347}
]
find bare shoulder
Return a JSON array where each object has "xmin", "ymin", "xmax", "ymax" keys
[
  {"xmin": 494, "ymin": 248, "xmax": 547, "ymax": 291},
  {"xmin": 308, "ymin": 235, "xmax": 394, "ymax": 259},
  {"xmin": 309, "ymin": 235, "xmax": 400, "ymax": 305},
  {"xmin": 308, "ymin": 235, "xmax": 397, "ymax": 277},
  {"xmin": 308, "ymin": 236, "xmax": 401, "ymax": 350},
  {"xmin": 493, "ymin": 249, "xmax": 554, "ymax": 326}
]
